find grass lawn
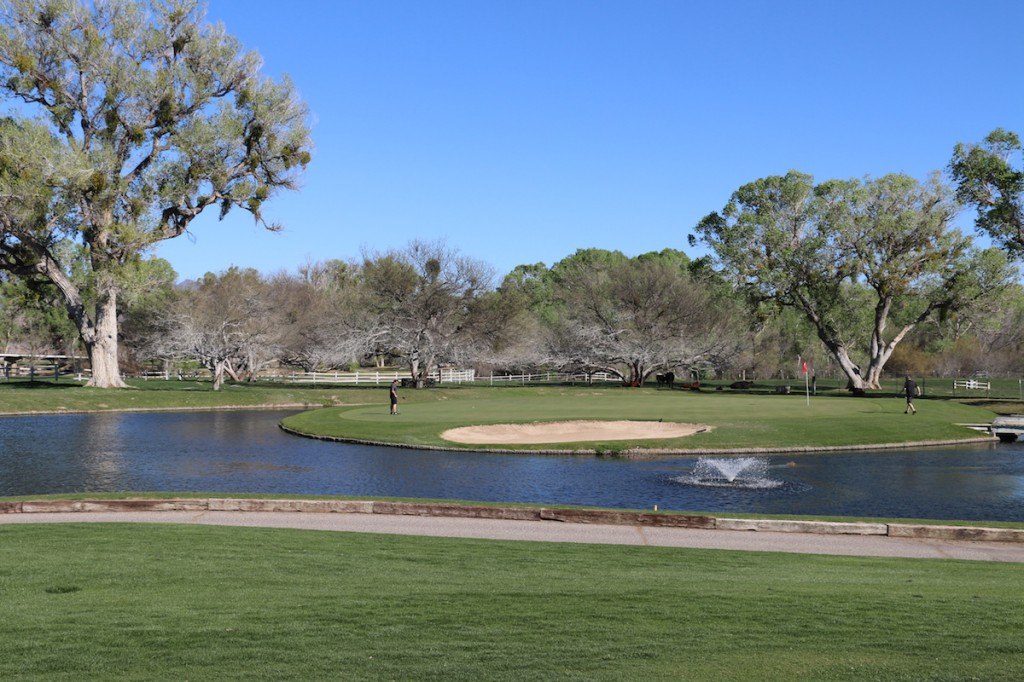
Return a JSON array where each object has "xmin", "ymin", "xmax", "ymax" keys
[
  {"xmin": 0, "ymin": 377, "xmax": 377, "ymax": 413},
  {"xmin": 1, "ymin": 523, "xmax": 1022, "ymax": 681},
  {"xmin": 1, "ymin": 379, "xmax": 998, "ymax": 452},
  {"xmin": 281, "ymin": 386, "xmax": 997, "ymax": 452}
]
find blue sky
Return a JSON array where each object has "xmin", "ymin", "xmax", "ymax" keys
[{"xmin": 156, "ymin": 0, "xmax": 1024, "ymax": 282}]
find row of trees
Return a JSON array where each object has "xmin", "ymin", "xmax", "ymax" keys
[
  {"xmin": 6, "ymin": 234, "xmax": 1024, "ymax": 391},
  {"xmin": 0, "ymin": 1, "xmax": 1022, "ymax": 389},
  {"xmin": 126, "ymin": 244, "xmax": 738, "ymax": 390}
]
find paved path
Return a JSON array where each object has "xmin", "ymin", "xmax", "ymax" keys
[{"xmin": 4, "ymin": 510, "xmax": 1024, "ymax": 562}]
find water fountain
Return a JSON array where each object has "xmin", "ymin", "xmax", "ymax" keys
[{"xmin": 674, "ymin": 456, "xmax": 783, "ymax": 489}]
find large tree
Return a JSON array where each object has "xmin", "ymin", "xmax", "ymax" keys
[
  {"xmin": 146, "ymin": 267, "xmax": 277, "ymax": 390},
  {"xmin": 275, "ymin": 260, "xmax": 380, "ymax": 372},
  {"xmin": 544, "ymin": 249, "xmax": 741, "ymax": 386},
  {"xmin": 694, "ymin": 171, "xmax": 1012, "ymax": 390},
  {"xmin": 951, "ymin": 128, "xmax": 1024, "ymax": 257},
  {"xmin": 362, "ymin": 241, "xmax": 492, "ymax": 386},
  {"xmin": 0, "ymin": 0, "xmax": 311, "ymax": 387}
]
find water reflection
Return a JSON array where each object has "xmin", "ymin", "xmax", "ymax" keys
[{"xmin": 1, "ymin": 410, "xmax": 1023, "ymax": 521}]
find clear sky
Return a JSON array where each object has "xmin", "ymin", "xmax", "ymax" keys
[{"xmin": 155, "ymin": 0, "xmax": 1024, "ymax": 282}]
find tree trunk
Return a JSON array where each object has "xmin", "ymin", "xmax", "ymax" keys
[
  {"xmin": 85, "ymin": 287, "xmax": 128, "ymax": 388},
  {"xmin": 863, "ymin": 309, "xmax": 919, "ymax": 390},
  {"xmin": 409, "ymin": 351, "xmax": 420, "ymax": 383},
  {"xmin": 413, "ymin": 350, "xmax": 437, "ymax": 388},
  {"xmin": 818, "ymin": 335, "xmax": 869, "ymax": 391},
  {"xmin": 628, "ymin": 360, "xmax": 644, "ymax": 387},
  {"xmin": 212, "ymin": 360, "xmax": 226, "ymax": 391},
  {"xmin": 17, "ymin": 247, "xmax": 127, "ymax": 388},
  {"xmin": 806, "ymin": 291, "xmax": 934, "ymax": 391},
  {"xmin": 864, "ymin": 349, "xmax": 895, "ymax": 390}
]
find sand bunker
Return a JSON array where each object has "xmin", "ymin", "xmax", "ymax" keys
[{"xmin": 441, "ymin": 420, "xmax": 710, "ymax": 445}]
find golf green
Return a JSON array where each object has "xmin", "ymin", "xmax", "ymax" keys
[{"xmin": 281, "ymin": 386, "xmax": 996, "ymax": 452}]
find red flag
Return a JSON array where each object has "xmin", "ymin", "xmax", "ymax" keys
[{"xmin": 801, "ymin": 361, "xmax": 808, "ymax": 374}]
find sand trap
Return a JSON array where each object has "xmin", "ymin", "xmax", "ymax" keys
[{"xmin": 441, "ymin": 420, "xmax": 710, "ymax": 445}]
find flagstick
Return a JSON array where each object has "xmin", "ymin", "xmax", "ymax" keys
[{"xmin": 798, "ymin": 355, "xmax": 810, "ymax": 406}]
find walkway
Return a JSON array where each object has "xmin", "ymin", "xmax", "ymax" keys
[{"xmin": 4, "ymin": 510, "xmax": 1024, "ymax": 562}]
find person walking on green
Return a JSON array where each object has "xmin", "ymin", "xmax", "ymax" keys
[
  {"xmin": 389, "ymin": 379, "xmax": 400, "ymax": 415},
  {"xmin": 903, "ymin": 374, "xmax": 918, "ymax": 414}
]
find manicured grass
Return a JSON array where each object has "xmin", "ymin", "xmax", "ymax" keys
[
  {"xmin": 282, "ymin": 386, "xmax": 996, "ymax": 452},
  {"xmin": 704, "ymin": 375, "xmax": 1024, "ymax": 402},
  {"xmin": 0, "ymin": 378, "xmax": 1001, "ymax": 450},
  {"xmin": 0, "ymin": 377, "xmax": 380, "ymax": 413},
  {"xmin": 0, "ymin": 523, "xmax": 1021, "ymax": 680}
]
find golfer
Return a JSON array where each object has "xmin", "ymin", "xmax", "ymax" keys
[
  {"xmin": 389, "ymin": 379, "xmax": 400, "ymax": 415},
  {"xmin": 903, "ymin": 374, "xmax": 918, "ymax": 414}
]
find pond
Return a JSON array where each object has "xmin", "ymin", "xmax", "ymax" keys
[{"xmin": 2, "ymin": 409, "xmax": 1023, "ymax": 522}]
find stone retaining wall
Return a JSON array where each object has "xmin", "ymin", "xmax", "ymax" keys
[{"xmin": 3, "ymin": 498, "xmax": 1022, "ymax": 543}]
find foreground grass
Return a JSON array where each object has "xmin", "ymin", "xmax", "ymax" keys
[
  {"xmin": 283, "ymin": 387, "xmax": 995, "ymax": 452},
  {"xmin": 1, "ymin": 524, "xmax": 1022, "ymax": 681}
]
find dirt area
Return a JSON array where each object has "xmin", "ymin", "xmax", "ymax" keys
[{"xmin": 440, "ymin": 420, "xmax": 711, "ymax": 445}]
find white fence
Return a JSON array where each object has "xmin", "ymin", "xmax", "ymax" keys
[
  {"xmin": 272, "ymin": 368, "xmax": 477, "ymax": 385},
  {"xmin": 953, "ymin": 378, "xmax": 990, "ymax": 395},
  {"xmin": 482, "ymin": 371, "xmax": 619, "ymax": 385},
  {"xmin": 277, "ymin": 370, "xmax": 620, "ymax": 386},
  {"xmin": 2, "ymin": 364, "xmax": 63, "ymax": 380},
  {"xmin": 10, "ymin": 366, "xmax": 624, "ymax": 386},
  {"xmin": 130, "ymin": 368, "xmax": 619, "ymax": 385}
]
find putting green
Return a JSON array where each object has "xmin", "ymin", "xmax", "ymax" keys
[{"xmin": 280, "ymin": 387, "xmax": 997, "ymax": 453}]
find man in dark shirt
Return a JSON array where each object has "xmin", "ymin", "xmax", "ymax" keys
[
  {"xmin": 389, "ymin": 380, "xmax": 400, "ymax": 415},
  {"xmin": 903, "ymin": 375, "xmax": 918, "ymax": 414}
]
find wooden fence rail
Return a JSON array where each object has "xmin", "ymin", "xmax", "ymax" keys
[{"xmin": 6, "ymin": 366, "xmax": 625, "ymax": 386}]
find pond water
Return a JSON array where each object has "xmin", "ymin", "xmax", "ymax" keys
[{"xmin": 2, "ymin": 409, "xmax": 1023, "ymax": 522}]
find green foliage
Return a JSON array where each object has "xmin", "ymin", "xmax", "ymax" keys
[
  {"xmin": 361, "ymin": 241, "xmax": 494, "ymax": 380},
  {"xmin": 951, "ymin": 128, "xmax": 1024, "ymax": 257},
  {"xmin": 694, "ymin": 171, "xmax": 1013, "ymax": 388},
  {"xmin": 362, "ymin": 254, "xmax": 420, "ymax": 302},
  {"xmin": 547, "ymin": 246, "xmax": 629, "ymax": 286},
  {"xmin": 499, "ymin": 262, "xmax": 555, "ymax": 321},
  {"xmin": 634, "ymin": 246, "xmax": 690, "ymax": 270},
  {"xmin": 0, "ymin": 273, "xmax": 78, "ymax": 353},
  {"xmin": 0, "ymin": 0, "xmax": 312, "ymax": 385}
]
